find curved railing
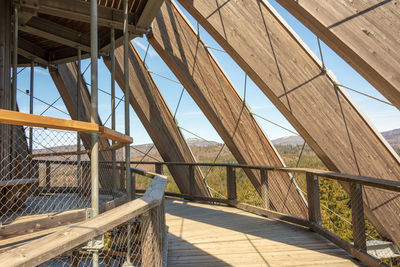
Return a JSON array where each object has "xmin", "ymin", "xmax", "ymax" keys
[
  {"xmin": 129, "ymin": 161, "xmax": 400, "ymax": 267},
  {"xmin": 0, "ymin": 168, "xmax": 168, "ymax": 266}
]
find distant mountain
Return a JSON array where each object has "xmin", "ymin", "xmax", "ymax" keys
[
  {"xmin": 271, "ymin": 128, "xmax": 400, "ymax": 149},
  {"xmin": 186, "ymin": 138, "xmax": 220, "ymax": 147},
  {"xmin": 381, "ymin": 128, "xmax": 400, "ymax": 149},
  {"xmin": 271, "ymin": 135, "xmax": 304, "ymax": 146}
]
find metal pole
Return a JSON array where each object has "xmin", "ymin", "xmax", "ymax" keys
[
  {"xmin": 124, "ymin": 0, "xmax": 132, "ymax": 202},
  {"xmin": 90, "ymin": 0, "xmax": 99, "ymax": 266},
  {"xmin": 110, "ymin": 26, "xmax": 117, "ymax": 193},
  {"xmin": 29, "ymin": 59, "xmax": 34, "ymax": 153},
  {"xmin": 77, "ymin": 47, "xmax": 82, "ymax": 188},
  {"xmin": 123, "ymin": 1, "xmax": 133, "ymax": 265}
]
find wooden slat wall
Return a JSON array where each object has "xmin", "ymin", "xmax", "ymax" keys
[
  {"xmin": 275, "ymin": 0, "xmax": 400, "ymax": 110},
  {"xmin": 148, "ymin": 1, "xmax": 308, "ymax": 218},
  {"xmin": 178, "ymin": 0, "xmax": 400, "ymax": 246},
  {"xmin": 49, "ymin": 63, "xmax": 114, "ymax": 189},
  {"xmin": 103, "ymin": 43, "xmax": 210, "ymax": 196}
]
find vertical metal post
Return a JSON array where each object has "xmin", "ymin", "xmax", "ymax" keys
[
  {"xmin": 29, "ymin": 60, "xmax": 34, "ymax": 153},
  {"xmin": 123, "ymin": 1, "xmax": 133, "ymax": 266},
  {"xmin": 110, "ymin": 26, "xmax": 117, "ymax": 192},
  {"xmin": 123, "ymin": 0, "xmax": 131, "ymax": 201},
  {"xmin": 77, "ymin": 47, "xmax": 82, "ymax": 188},
  {"xmin": 90, "ymin": 0, "xmax": 99, "ymax": 266}
]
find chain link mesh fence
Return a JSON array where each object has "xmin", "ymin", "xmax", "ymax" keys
[
  {"xmin": 0, "ymin": 125, "xmax": 123, "ymax": 225},
  {"xmin": 39, "ymin": 199, "xmax": 166, "ymax": 267}
]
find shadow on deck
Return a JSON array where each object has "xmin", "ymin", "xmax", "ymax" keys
[{"xmin": 165, "ymin": 198, "xmax": 362, "ymax": 266}]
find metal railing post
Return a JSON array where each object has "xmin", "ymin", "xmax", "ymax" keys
[
  {"xmin": 77, "ymin": 47, "xmax": 82, "ymax": 188},
  {"xmin": 350, "ymin": 183, "xmax": 367, "ymax": 251},
  {"xmin": 227, "ymin": 166, "xmax": 236, "ymax": 201},
  {"xmin": 90, "ymin": 0, "xmax": 100, "ymax": 266},
  {"xmin": 306, "ymin": 172, "xmax": 321, "ymax": 225},
  {"xmin": 110, "ymin": 26, "xmax": 117, "ymax": 192}
]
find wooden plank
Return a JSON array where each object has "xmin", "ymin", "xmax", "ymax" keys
[
  {"xmin": 149, "ymin": 1, "xmax": 308, "ymax": 219},
  {"xmin": 0, "ymin": 176, "xmax": 166, "ymax": 266},
  {"xmin": 260, "ymin": 168, "xmax": 270, "ymax": 209},
  {"xmin": 0, "ymin": 109, "xmax": 99, "ymax": 132},
  {"xmin": 0, "ymin": 195, "xmax": 127, "ymax": 240},
  {"xmin": 177, "ymin": 0, "xmax": 400, "ymax": 247},
  {"xmin": 275, "ymin": 0, "xmax": 400, "ymax": 110},
  {"xmin": 103, "ymin": 42, "xmax": 210, "ymax": 196},
  {"xmin": 98, "ymin": 126, "xmax": 132, "ymax": 144},
  {"xmin": 166, "ymin": 199, "xmax": 360, "ymax": 267}
]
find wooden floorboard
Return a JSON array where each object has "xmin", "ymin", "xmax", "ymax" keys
[{"xmin": 166, "ymin": 199, "xmax": 362, "ymax": 266}]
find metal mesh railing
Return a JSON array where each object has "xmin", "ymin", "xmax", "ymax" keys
[
  {"xmin": 0, "ymin": 124, "xmax": 124, "ymax": 225},
  {"xmin": 39, "ymin": 200, "xmax": 166, "ymax": 267}
]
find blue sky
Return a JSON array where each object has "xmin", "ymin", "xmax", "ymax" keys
[{"xmin": 15, "ymin": 0, "xmax": 399, "ymax": 145}]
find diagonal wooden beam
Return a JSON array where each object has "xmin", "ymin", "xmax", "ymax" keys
[
  {"xmin": 177, "ymin": 0, "xmax": 400, "ymax": 246},
  {"xmin": 274, "ymin": 0, "xmax": 400, "ymax": 110},
  {"xmin": 49, "ymin": 63, "xmax": 115, "ymax": 189},
  {"xmin": 148, "ymin": 1, "xmax": 308, "ymax": 218},
  {"xmin": 103, "ymin": 42, "xmax": 210, "ymax": 197}
]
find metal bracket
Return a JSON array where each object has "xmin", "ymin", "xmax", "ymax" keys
[
  {"xmin": 83, "ymin": 235, "xmax": 105, "ymax": 251},
  {"xmin": 85, "ymin": 208, "xmax": 93, "ymax": 220}
]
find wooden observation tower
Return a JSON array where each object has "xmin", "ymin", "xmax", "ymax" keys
[{"xmin": 0, "ymin": 0, "xmax": 399, "ymax": 266}]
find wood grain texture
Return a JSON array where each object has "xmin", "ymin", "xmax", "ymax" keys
[
  {"xmin": 166, "ymin": 199, "xmax": 360, "ymax": 266},
  {"xmin": 275, "ymin": 0, "xmax": 400, "ymax": 110},
  {"xmin": 178, "ymin": 0, "xmax": 400, "ymax": 246},
  {"xmin": 103, "ymin": 43, "xmax": 210, "ymax": 196},
  {"xmin": 149, "ymin": 1, "xmax": 308, "ymax": 219},
  {"xmin": 49, "ymin": 63, "xmax": 115, "ymax": 189}
]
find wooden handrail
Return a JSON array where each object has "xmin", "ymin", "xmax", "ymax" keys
[
  {"xmin": 0, "ymin": 171, "xmax": 167, "ymax": 266},
  {"xmin": 0, "ymin": 109, "xmax": 132, "ymax": 144}
]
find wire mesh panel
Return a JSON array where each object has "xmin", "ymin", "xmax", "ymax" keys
[
  {"xmin": 39, "ymin": 201, "xmax": 166, "ymax": 267},
  {"xmin": 0, "ymin": 125, "xmax": 122, "ymax": 225}
]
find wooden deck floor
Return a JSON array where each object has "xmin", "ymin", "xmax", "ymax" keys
[{"xmin": 165, "ymin": 199, "xmax": 362, "ymax": 266}]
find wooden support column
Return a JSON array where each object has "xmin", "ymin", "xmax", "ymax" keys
[
  {"xmin": 275, "ymin": 0, "xmax": 400, "ymax": 110},
  {"xmin": 306, "ymin": 173, "xmax": 321, "ymax": 225},
  {"xmin": 260, "ymin": 168, "xmax": 269, "ymax": 210},
  {"xmin": 155, "ymin": 163, "xmax": 163, "ymax": 175},
  {"xmin": 226, "ymin": 166, "xmax": 236, "ymax": 201},
  {"xmin": 45, "ymin": 161, "xmax": 51, "ymax": 188},
  {"xmin": 350, "ymin": 183, "xmax": 367, "ymax": 251},
  {"xmin": 178, "ymin": 0, "xmax": 400, "ymax": 246},
  {"xmin": 188, "ymin": 165, "xmax": 195, "ymax": 196},
  {"xmin": 148, "ymin": 1, "xmax": 307, "ymax": 218},
  {"xmin": 0, "ymin": 0, "xmax": 12, "ymax": 180},
  {"xmin": 103, "ymin": 43, "xmax": 210, "ymax": 197},
  {"xmin": 49, "ymin": 63, "xmax": 113, "ymax": 189}
]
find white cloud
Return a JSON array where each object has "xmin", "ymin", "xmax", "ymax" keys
[{"xmin": 132, "ymin": 39, "xmax": 157, "ymax": 58}]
